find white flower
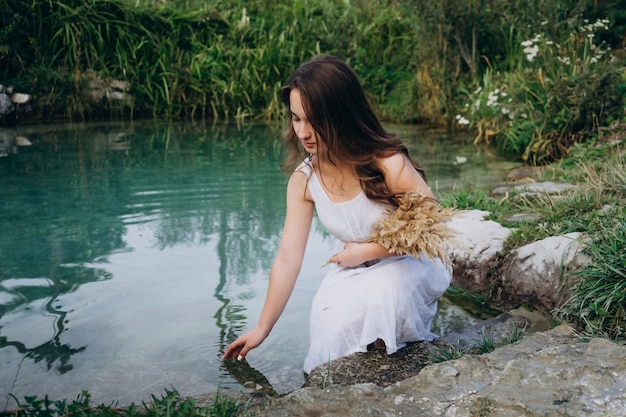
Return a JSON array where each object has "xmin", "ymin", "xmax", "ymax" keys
[
  {"xmin": 455, "ymin": 115, "xmax": 470, "ymax": 125},
  {"xmin": 524, "ymin": 45, "xmax": 539, "ymax": 62},
  {"xmin": 593, "ymin": 19, "xmax": 610, "ymax": 30}
]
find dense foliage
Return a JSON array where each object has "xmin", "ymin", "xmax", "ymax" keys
[{"xmin": 1, "ymin": 0, "xmax": 625, "ymax": 162}]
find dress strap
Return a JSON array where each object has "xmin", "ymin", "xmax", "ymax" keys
[{"xmin": 295, "ymin": 156, "xmax": 314, "ymax": 179}]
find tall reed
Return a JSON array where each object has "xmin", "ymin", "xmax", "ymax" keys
[{"xmin": 1, "ymin": 0, "xmax": 624, "ymax": 164}]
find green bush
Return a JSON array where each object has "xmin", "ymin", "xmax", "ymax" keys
[
  {"xmin": 1, "ymin": 0, "xmax": 625, "ymax": 162},
  {"xmin": 455, "ymin": 13, "xmax": 626, "ymax": 164}
]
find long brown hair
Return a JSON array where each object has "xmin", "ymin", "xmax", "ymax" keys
[{"xmin": 280, "ymin": 54, "xmax": 426, "ymax": 207}]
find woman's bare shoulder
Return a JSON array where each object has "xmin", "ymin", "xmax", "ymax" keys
[
  {"xmin": 288, "ymin": 164, "xmax": 314, "ymax": 202},
  {"xmin": 376, "ymin": 152, "xmax": 431, "ymax": 196},
  {"xmin": 376, "ymin": 152, "xmax": 410, "ymax": 175}
]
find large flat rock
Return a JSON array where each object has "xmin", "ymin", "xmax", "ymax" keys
[{"xmin": 252, "ymin": 325, "xmax": 626, "ymax": 416}]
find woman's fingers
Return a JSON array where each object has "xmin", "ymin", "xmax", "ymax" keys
[{"xmin": 224, "ymin": 340, "xmax": 244, "ymax": 359}]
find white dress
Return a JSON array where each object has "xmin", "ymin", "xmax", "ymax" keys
[{"xmin": 302, "ymin": 162, "xmax": 452, "ymax": 374}]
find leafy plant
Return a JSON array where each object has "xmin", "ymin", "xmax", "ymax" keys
[
  {"xmin": 557, "ymin": 222, "xmax": 626, "ymax": 341},
  {"xmin": 5, "ymin": 389, "xmax": 249, "ymax": 417},
  {"xmin": 456, "ymin": 12, "xmax": 625, "ymax": 164},
  {"xmin": 429, "ymin": 344, "xmax": 464, "ymax": 363}
]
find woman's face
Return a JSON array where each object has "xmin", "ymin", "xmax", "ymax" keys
[{"xmin": 289, "ymin": 88, "xmax": 323, "ymax": 155}]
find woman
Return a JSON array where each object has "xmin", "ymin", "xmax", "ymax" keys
[{"xmin": 223, "ymin": 54, "xmax": 451, "ymax": 374}]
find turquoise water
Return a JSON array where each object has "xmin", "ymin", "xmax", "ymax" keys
[{"xmin": 0, "ymin": 121, "xmax": 518, "ymax": 407}]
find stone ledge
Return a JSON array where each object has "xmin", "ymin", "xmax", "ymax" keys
[{"xmin": 249, "ymin": 325, "xmax": 626, "ymax": 417}]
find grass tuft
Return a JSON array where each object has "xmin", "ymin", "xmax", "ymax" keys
[
  {"xmin": 3, "ymin": 388, "xmax": 249, "ymax": 417},
  {"xmin": 556, "ymin": 222, "xmax": 626, "ymax": 341},
  {"xmin": 429, "ymin": 327, "xmax": 527, "ymax": 364}
]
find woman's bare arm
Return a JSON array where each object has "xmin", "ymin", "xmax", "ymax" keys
[
  {"xmin": 223, "ymin": 170, "xmax": 314, "ymax": 360},
  {"xmin": 378, "ymin": 152, "xmax": 434, "ymax": 198}
]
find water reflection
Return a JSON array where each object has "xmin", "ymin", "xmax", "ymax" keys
[
  {"xmin": 0, "ymin": 121, "xmax": 517, "ymax": 406},
  {"xmin": 0, "ymin": 279, "xmax": 87, "ymax": 375}
]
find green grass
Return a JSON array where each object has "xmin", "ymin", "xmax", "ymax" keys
[
  {"xmin": 429, "ymin": 344, "xmax": 465, "ymax": 363},
  {"xmin": 2, "ymin": 389, "xmax": 251, "ymax": 417},
  {"xmin": 556, "ymin": 222, "xmax": 626, "ymax": 340}
]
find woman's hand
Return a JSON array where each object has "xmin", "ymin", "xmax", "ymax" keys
[
  {"xmin": 329, "ymin": 242, "xmax": 390, "ymax": 268},
  {"xmin": 223, "ymin": 327, "xmax": 267, "ymax": 361}
]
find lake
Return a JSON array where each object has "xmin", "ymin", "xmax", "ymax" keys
[{"xmin": 0, "ymin": 120, "xmax": 519, "ymax": 408}]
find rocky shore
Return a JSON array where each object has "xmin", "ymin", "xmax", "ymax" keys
[
  {"xmin": 241, "ymin": 323, "xmax": 625, "ymax": 417},
  {"xmin": 202, "ymin": 176, "xmax": 626, "ymax": 416}
]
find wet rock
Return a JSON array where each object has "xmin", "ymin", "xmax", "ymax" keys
[
  {"xmin": 252, "ymin": 325, "xmax": 626, "ymax": 417},
  {"xmin": 437, "ymin": 307, "xmax": 550, "ymax": 350},
  {"xmin": 222, "ymin": 355, "xmax": 278, "ymax": 397}
]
